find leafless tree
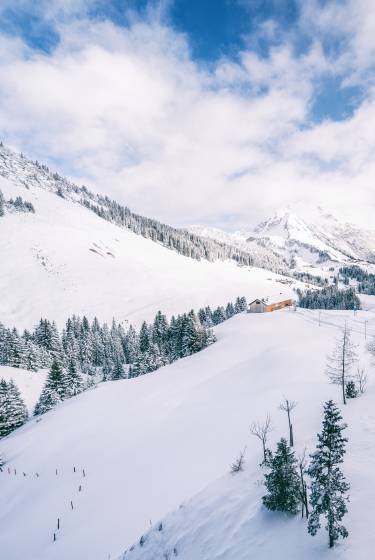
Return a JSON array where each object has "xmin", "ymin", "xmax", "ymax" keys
[
  {"xmin": 355, "ymin": 365, "xmax": 368, "ymax": 394},
  {"xmin": 250, "ymin": 414, "xmax": 272, "ymax": 464},
  {"xmin": 298, "ymin": 449, "xmax": 309, "ymax": 519},
  {"xmin": 230, "ymin": 447, "xmax": 247, "ymax": 473},
  {"xmin": 279, "ymin": 397, "xmax": 297, "ymax": 446},
  {"xmin": 326, "ymin": 323, "xmax": 358, "ymax": 405}
]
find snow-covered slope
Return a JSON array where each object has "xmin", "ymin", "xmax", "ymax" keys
[
  {"xmin": 0, "ymin": 164, "xmax": 294, "ymax": 331},
  {"xmin": 1, "ymin": 306, "xmax": 374, "ymax": 560}
]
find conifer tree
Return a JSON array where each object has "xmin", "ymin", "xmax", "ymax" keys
[
  {"xmin": 65, "ymin": 359, "xmax": 85, "ymax": 396},
  {"xmin": 34, "ymin": 360, "xmax": 69, "ymax": 415},
  {"xmin": 0, "ymin": 189, "xmax": 4, "ymax": 217},
  {"xmin": 345, "ymin": 380, "xmax": 358, "ymax": 399},
  {"xmin": 125, "ymin": 325, "xmax": 140, "ymax": 364},
  {"xmin": 0, "ymin": 379, "xmax": 28, "ymax": 437},
  {"xmin": 262, "ymin": 438, "xmax": 300, "ymax": 514},
  {"xmin": 225, "ymin": 302, "xmax": 235, "ymax": 319},
  {"xmin": 307, "ymin": 400, "xmax": 350, "ymax": 548},
  {"xmin": 111, "ymin": 356, "xmax": 125, "ymax": 380},
  {"xmin": 139, "ymin": 321, "xmax": 152, "ymax": 353}
]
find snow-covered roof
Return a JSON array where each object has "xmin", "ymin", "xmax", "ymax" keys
[{"xmin": 248, "ymin": 292, "xmax": 293, "ymax": 306}]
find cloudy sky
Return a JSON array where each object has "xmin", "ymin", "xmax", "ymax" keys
[{"xmin": 0, "ymin": 0, "xmax": 375, "ymax": 229}]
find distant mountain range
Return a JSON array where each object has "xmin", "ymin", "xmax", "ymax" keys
[{"xmin": 190, "ymin": 204, "xmax": 375, "ymax": 273}]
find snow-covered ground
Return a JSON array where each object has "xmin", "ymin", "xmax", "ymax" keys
[
  {"xmin": 0, "ymin": 174, "xmax": 297, "ymax": 331},
  {"xmin": 1, "ymin": 305, "xmax": 374, "ymax": 560}
]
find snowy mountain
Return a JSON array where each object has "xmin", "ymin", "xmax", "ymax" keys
[
  {"xmin": 0, "ymin": 144, "xmax": 293, "ymax": 330},
  {"xmin": 1, "ymin": 307, "xmax": 374, "ymax": 560},
  {"xmin": 250, "ymin": 205, "xmax": 375, "ymax": 269},
  {"xmin": 191, "ymin": 204, "xmax": 375, "ymax": 276}
]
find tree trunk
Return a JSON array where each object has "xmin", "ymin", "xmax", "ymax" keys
[
  {"xmin": 262, "ymin": 440, "xmax": 266, "ymax": 463},
  {"xmin": 290, "ymin": 423, "xmax": 294, "ymax": 447}
]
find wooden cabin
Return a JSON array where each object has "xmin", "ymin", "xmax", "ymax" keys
[{"xmin": 248, "ymin": 297, "xmax": 294, "ymax": 313}]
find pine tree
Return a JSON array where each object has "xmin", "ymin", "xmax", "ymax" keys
[
  {"xmin": 34, "ymin": 360, "xmax": 69, "ymax": 415},
  {"xmin": 139, "ymin": 321, "xmax": 152, "ymax": 353},
  {"xmin": 345, "ymin": 380, "xmax": 358, "ymax": 399},
  {"xmin": 125, "ymin": 325, "xmax": 140, "ymax": 364},
  {"xmin": 111, "ymin": 356, "xmax": 125, "ymax": 380},
  {"xmin": 65, "ymin": 358, "xmax": 85, "ymax": 396},
  {"xmin": 225, "ymin": 302, "xmax": 235, "ymax": 319},
  {"xmin": 211, "ymin": 306, "xmax": 226, "ymax": 325},
  {"xmin": 307, "ymin": 400, "xmax": 350, "ymax": 548},
  {"xmin": 152, "ymin": 311, "xmax": 169, "ymax": 354},
  {"xmin": 0, "ymin": 379, "xmax": 28, "ymax": 437},
  {"xmin": 234, "ymin": 296, "xmax": 247, "ymax": 313},
  {"xmin": 262, "ymin": 438, "xmax": 300, "ymax": 514},
  {"xmin": 0, "ymin": 189, "xmax": 4, "ymax": 217}
]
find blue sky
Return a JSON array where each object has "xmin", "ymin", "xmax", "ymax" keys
[
  {"xmin": 0, "ymin": 0, "xmax": 363, "ymax": 123},
  {"xmin": 0, "ymin": 0, "xmax": 374, "ymax": 228}
]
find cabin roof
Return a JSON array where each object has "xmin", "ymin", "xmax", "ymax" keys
[{"xmin": 248, "ymin": 293, "xmax": 292, "ymax": 306}]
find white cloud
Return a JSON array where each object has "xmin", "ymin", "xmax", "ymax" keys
[{"xmin": 1, "ymin": 2, "xmax": 375, "ymax": 229}]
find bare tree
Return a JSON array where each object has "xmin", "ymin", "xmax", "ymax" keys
[
  {"xmin": 298, "ymin": 449, "xmax": 309, "ymax": 519},
  {"xmin": 250, "ymin": 414, "xmax": 272, "ymax": 464},
  {"xmin": 230, "ymin": 447, "xmax": 247, "ymax": 473},
  {"xmin": 326, "ymin": 323, "xmax": 358, "ymax": 405},
  {"xmin": 355, "ymin": 365, "xmax": 368, "ymax": 394},
  {"xmin": 279, "ymin": 397, "xmax": 297, "ymax": 446}
]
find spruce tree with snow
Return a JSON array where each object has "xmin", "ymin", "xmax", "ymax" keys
[
  {"xmin": 111, "ymin": 356, "xmax": 125, "ymax": 380},
  {"xmin": 0, "ymin": 379, "xmax": 28, "ymax": 438},
  {"xmin": 0, "ymin": 189, "xmax": 4, "ymax": 217},
  {"xmin": 65, "ymin": 358, "xmax": 85, "ymax": 396},
  {"xmin": 23, "ymin": 340, "xmax": 41, "ymax": 371},
  {"xmin": 234, "ymin": 296, "xmax": 247, "ymax": 313},
  {"xmin": 34, "ymin": 360, "xmax": 69, "ymax": 415},
  {"xmin": 345, "ymin": 380, "xmax": 358, "ymax": 399},
  {"xmin": 307, "ymin": 400, "xmax": 350, "ymax": 548},
  {"xmin": 152, "ymin": 311, "xmax": 169, "ymax": 353},
  {"xmin": 262, "ymin": 438, "xmax": 300, "ymax": 514},
  {"xmin": 225, "ymin": 302, "xmax": 235, "ymax": 319},
  {"xmin": 181, "ymin": 311, "xmax": 204, "ymax": 356},
  {"xmin": 326, "ymin": 323, "xmax": 358, "ymax": 405},
  {"xmin": 139, "ymin": 321, "xmax": 152, "ymax": 353},
  {"xmin": 211, "ymin": 306, "xmax": 226, "ymax": 325}
]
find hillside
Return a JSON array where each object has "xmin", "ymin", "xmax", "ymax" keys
[
  {"xmin": 0, "ymin": 179, "xmax": 294, "ymax": 332},
  {"xmin": 1, "ymin": 306, "xmax": 374, "ymax": 560},
  {"xmin": 0, "ymin": 145, "xmax": 297, "ymax": 332}
]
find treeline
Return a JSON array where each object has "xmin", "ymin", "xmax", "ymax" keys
[
  {"xmin": 0, "ymin": 189, "xmax": 35, "ymax": 217},
  {"xmin": 293, "ymin": 271, "xmax": 328, "ymax": 287},
  {"xmin": 339, "ymin": 265, "xmax": 375, "ymax": 295},
  {"xmin": 0, "ymin": 296, "xmax": 247, "ymax": 432},
  {"xmin": 0, "ymin": 296, "xmax": 247, "ymax": 377},
  {"xmin": 0, "ymin": 143, "xmax": 285, "ymax": 273},
  {"xmin": 297, "ymin": 286, "xmax": 360, "ymax": 310}
]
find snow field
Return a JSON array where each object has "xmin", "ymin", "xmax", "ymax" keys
[{"xmin": 1, "ymin": 306, "xmax": 374, "ymax": 560}]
